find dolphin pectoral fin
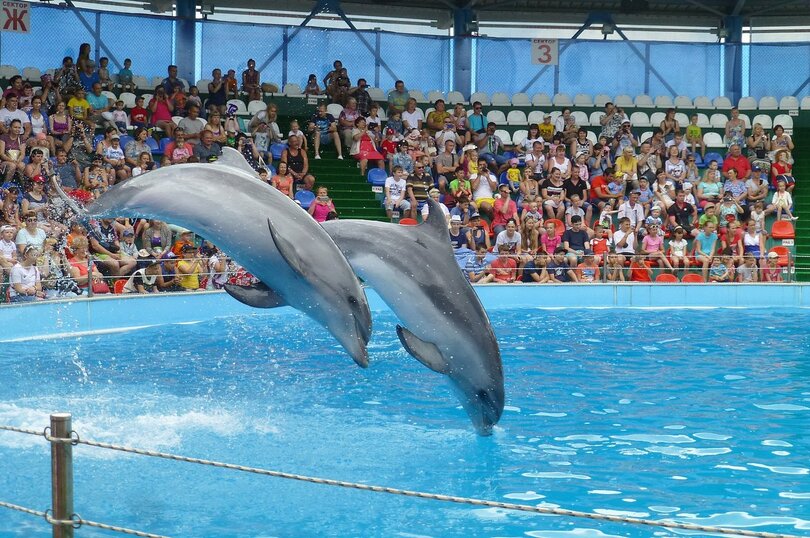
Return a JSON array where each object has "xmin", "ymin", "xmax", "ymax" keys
[
  {"xmin": 224, "ymin": 281, "xmax": 287, "ymax": 308},
  {"xmin": 396, "ymin": 325, "xmax": 450, "ymax": 375},
  {"xmin": 266, "ymin": 217, "xmax": 308, "ymax": 277}
]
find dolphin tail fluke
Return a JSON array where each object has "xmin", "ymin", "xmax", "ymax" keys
[
  {"xmin": 224, "ymin": 281, "xmax": 287, "ymax": 308},
  {"xmin": 396, "ymin": 325, "xmax": 450, "ymax": 374}
]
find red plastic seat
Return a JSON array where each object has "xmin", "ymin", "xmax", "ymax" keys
[
  {"xmin": 655, "ymin": 273, "xmax": 679, "ymax": 282},
  {"xmin": 545, "ymin": 218, "xmax": 565, "ymax": 237},
  {"xmin": 113, "ymin": 279, "xmax": 127, "ymax": 294},
  {"xmin": 770, "ymin": 220, "xmax": 795, "ymax": 240},
  {"xmin": 398, "ymin": 218, "xmax": 418, "ymax": 226},
  {"xmin": 681, "ymin": 273, "xmax": 704, "ymax": 283},
  {"xmin": 769, "ymin": 246, "xmax": 791, "ymax": 267}
]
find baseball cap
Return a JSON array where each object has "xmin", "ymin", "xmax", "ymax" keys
[
  {"xmin": 752, "ymin": 164, "xmax": 761, "ymax": 171},
  {"xmin": 509, "ymin": 158, "xmax": 519, "ymax": 165},
  {"xmin": 470, "ymin": 212, "xmax": 481, "ymax": 219},
  {"xmin": 32, "ymin": 175, "xmax": 46, "ymax": 183},
  {"xmin": 122, "ymin": 229, "xmax": 134, "ymax": 236},
  {"xmin": 450, "ymin": 215, "xmax": 462, "ymax": 223},
  {"xmin": 111, "ymin": 133, "xmax": 120, "ymax": 140},
  {"xmin": 767, "ymin": 251, "xmax": 779, "ymax": 259}
]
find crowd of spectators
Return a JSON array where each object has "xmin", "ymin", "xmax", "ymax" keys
[{"xmin": 0, "ymin": 46, "xmax": 800, "ymax": 301}]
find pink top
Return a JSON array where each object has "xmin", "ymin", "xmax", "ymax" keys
[
  {"xmin": 642, "ymin": 234, "xmax": 663, "ymax": 252},
  {"xmin": 310, "ymin": 201, "xmax": 335, "ymax": 223},
  {"xmin": 541, "ymin": 233, "xmax": 561, "ymax": 254},
  {"xmin": 149, "ymin": 98, "xmax": 173, "ymax": 124}
]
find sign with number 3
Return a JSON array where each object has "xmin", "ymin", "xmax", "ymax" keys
[{"xmin": 531, "ymin": 38, "xmax": 558, "ymax": 65}]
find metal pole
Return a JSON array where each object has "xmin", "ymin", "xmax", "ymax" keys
[
  {"xmin": 50, "ymin": 413, "xmax": 74, "ymax": 538},
  {"xmin": 86, "ymin": 257, "xmax": 94, "ymax": 297}
]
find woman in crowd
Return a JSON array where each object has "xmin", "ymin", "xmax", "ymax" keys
[
  {"xmin": 350, "ymin": 117, "xmax": 385, "ymax": 178},
  {"xmin": 49, "ymin": 100, "xmax": 74, "ymax": 155},
  {"xmin": 148, "ymin": 86, "xmax": 176, "ymax": 139},
  {"xmin": 271, "ymin": 161, "xmax": 294, "ymax": 200},
  {"xmin": 9, "ymin": 244, "xmax": 46, "ymax": 302},
  {"xmin": 139, "ymin": 219, "xmax": 173, "ymax": 257},
  {"xmin": 125, "ymin": 127, "xmax": 154, "ymax": 169},
  {"xmin": 281, "ymin": 134, "xmax": 308, "ymax": 185},
  {"xmin": 38, "ymin": 238, "xmax": 80, "ymax": 298},
  {"xmin": 68, "ymin": 236, "xmax": 109, "ymax": 294}
]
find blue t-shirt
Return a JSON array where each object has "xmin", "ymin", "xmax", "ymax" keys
[
  {"xmin": 118, "ymin": 68, "xmax": 133, "ymax": 84},
  {"xmin": 547, "ymin": 260, "xmax": 571, "ymax": 282},
  {"xmin": 87, "ymin": 93, "xmax": 108, "ymax": 111},
  {"xmin": 79, "ymin": 71, "xmax": 100, "ymax": 92},
  {"xmin": 310, "ymin": 113, "xmax": 335, "ymax": 134},
  {"xmin": 464, "ymin": 254, "xmax": 487, "ymax": 280},
  {"xmin": 695, "ymin": 231, "xmax": 718, "ymax": 255},
  {"xmin": 468, "ymin": 113, "xmax": 485, "ymax": 133}
]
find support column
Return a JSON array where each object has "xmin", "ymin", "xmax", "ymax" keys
[
  {"xmin": 453, "ymin": 7, "xmax": 474, "ymax": 99},
  {"xmin": 723, "ymin": 15, "xmax": 743, "ymax": 105},
  {"xmin": 175, "ymin": 0, "xmax": 196, "ymax": 85}
]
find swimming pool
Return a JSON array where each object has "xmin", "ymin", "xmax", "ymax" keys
[{"xmin": 0, "ymin": 305, "xmax": 808, "ymax": 537}]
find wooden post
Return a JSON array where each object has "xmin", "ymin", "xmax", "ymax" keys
[{"xmin": 50, "ymin": 413, "xmax": 73, "ymax": 538}]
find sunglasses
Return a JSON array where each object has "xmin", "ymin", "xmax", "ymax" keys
[{"xmin": 25, "ymin": 217, "xmax": 37, "ymax": 222}]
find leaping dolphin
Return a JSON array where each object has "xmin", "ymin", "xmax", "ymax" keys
[
  {"xmin": 85, "ymin": 160, "xmax": 372, "ymax": 368},
  {"xmin": 322, "ymin": 200, "xmax": 505, "ymax": 435},
  {"xmin": 202, "ymin": 150, "xmax": 505, "ymax": 434}
]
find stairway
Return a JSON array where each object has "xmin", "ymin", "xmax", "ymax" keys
[
  {"xmin": 306, "ymin": 149, "xmax": 388, "ymax": 221},
  {"xmin": 790, "ymin": 126, "xmax": 810, "ymax": 281}
]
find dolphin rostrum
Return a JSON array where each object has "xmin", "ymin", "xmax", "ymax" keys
[
  {"xmin": 321, "ymin": 200, "xmax": 505, "ymax": 435},
  {"xmin": 197, "ymin": 150, "xmax": 505, "ymax": 434},
  {"xmin": 85, "ymin": 159, "xmax": 372, "ymax": 367}
]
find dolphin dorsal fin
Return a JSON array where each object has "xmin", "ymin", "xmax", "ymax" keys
[
  {"xmin": 266, "ymin": 217, "xmax": 308, "ymax": 277},
  {"xmin": 218, "ymin": 147, "xmax": 261, "ymax": 177},
  {"xmin": 224, "ymin": 281, "xmax": 287, "ymax": 308},
  {"xmin": 418, "ymin": 198, "xmax": 451, "ymax": 240},
  {"xmin": 396, "ymin": 325, "xmax": 450, "ymax": 374}
]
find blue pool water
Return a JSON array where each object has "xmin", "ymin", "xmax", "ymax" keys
[{"xmin": 0, "ymin": 307, "xmax": 809, "ymax": 537}]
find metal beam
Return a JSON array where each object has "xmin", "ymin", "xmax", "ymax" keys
[
  {"xmin": 681, "ymin": 0, "xmax": 726, "ymax": 17},
  {"xmin": 255, "ymin": 0, "xmax": 326, "ymax": 74},
  {"xmin": 332, "ymin": 3, "xmax": 400, "ymax": 84},
  {"xmin": 64, "ymin": 0, "xmax": 123, "ymax": 70},
  {"xmin": 614, "ymin": 25, "xmax": 678, "ymax": 96},
  {"xmin": 747, "ymin": 0, "xmax": 799, "ymax": 16},
  {"xmin": 792, "ymin": 75, "xmax": 810, "ymax": 97},
  {"xmin": 731, "ymin": 0, "xmax": 747, "ymax": 15}
]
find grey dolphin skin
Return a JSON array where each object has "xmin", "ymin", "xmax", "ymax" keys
[
  {"xmin": 85, "ymin": 160, "xmax": 372, "ymax": 368},
  {"xmin": 201, "ymin": 150, "xmax": 505, "ymax": 434},
  {"xmin": 322, "ymin": 200, "xmax": 505, "ymax": 435}
]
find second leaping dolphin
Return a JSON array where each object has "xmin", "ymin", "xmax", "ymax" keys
[{"xmin": 85, "ymin": 160, "xmax": 373, "ymax": 367}]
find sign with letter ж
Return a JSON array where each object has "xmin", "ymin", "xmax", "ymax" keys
[
  {"xmin": 531, "ymin": 38, "xmax": 558, "ymax": 66},
  {"xmin": 1, "ymin": 1, "xmax": 29, "ymax": 33}
]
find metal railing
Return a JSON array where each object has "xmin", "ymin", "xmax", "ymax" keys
[
  {"xmin": 0, "ymin": 414, "xmax": 804, "ymax": 538},
  {"xmin": 463, "ymin": 251, "xmax": 795, "ymax": 284}
]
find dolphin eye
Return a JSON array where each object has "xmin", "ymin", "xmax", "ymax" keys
[{"xmin": 348, "ymin": 295, "xmax": 358, "ymax": 305}]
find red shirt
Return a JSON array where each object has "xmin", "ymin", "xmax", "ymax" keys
[
  {"xmin": 489, "ymin": 257, "xmax": 517, "ymax": 282},
  {"xmin": 771, "ymin": 161, "xmax": 792, "ymax": 185},
  {"xmin": 130, "ymin": 106, "xmax": 148, "ymax": 125},
  {"xmin": 590, "ymin": 175, "xmax": 608, "ymax": 199},
  {"xmin": 381, "ymin": 139, "xmax": 398, "ymax": 158},
  {"xmin": 629, "ymin": 261, "xmax": 652, "ymax": 282},
  {"xmin": 722, "ymin": 154, "xmax": 751, "ymax": 179}
]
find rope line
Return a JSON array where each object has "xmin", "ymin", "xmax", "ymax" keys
[
  {"xmin": 0, "ymin": 499, "xmax": 168, "ymax": 538},
  {"xmin": 1, "ymin": 425, "xmax": 805, "ymax": 538},
  {"xmin": 73, "ymin": 437, "xmax": 803, "ymax": 538}
]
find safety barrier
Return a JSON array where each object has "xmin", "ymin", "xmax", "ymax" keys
[{"xmin": 0, "ymin": 414, "xmax": 804, "ymax": 538}]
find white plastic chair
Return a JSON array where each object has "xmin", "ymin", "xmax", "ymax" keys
[
  {"xmin": 494, "ymin": 129, "xmax": 512, "ymax": 145},
  {"xmin": 654, "ymin": 95, "xmax": 674, "ymax": 107},
  {"xmin": 491, "ymin": 92, "xmax": 511, "ymax": 106},
  {"xmin": 247, "ymin": 100, "xmax": 267, "ymax": 115},
  {"xmin": 531, "ymin": 93, "xmax": 552, "ymax": 107},
  {"xmin": 506, "ymin": 110, "xmax": 527, "ymax": 125},
  {"xmin": 426, "ymin": 90, "xmax": 446, "ymax": 103},
  {"xmin": 573, "ymin": 93, "xmax": 593, "ymax": 107},
  {"xmin": 589, "ymin": 111, "xmax": 604, "ymax": 127},
  {"xmin": 283, "ymin": 83, "xmax": 303, "ymax": 97},
  {"xmin": 469, "ymin": 91, "xmax": 490, "ymax": 106},
  {"xmin": 226, "ymin": 99, "xmax": 248, "ymax": 115},
  {"xmin": 675, "ymin": 112, "xmax": 689, "ymax": 127},
  {"xmin": 710, "ymin": 113, "xmax": 728, "ymax": 128},
  {"xmin": 703, "ymin": 132, "xmax": 724, "ymax": 147},
  {"xmin": 737, "ymin": 96, "xmax": 757, "ymax": 111},
  {"xmin": 408, "ymin": 89, "xmax": 427, "ymax": 103},
  {"xmin": 119, "ymin": 92, "xmax": 136, "ymax": 108},
  {"xmin": 593, "ymin": 94, "xmax": 612, "ymax": 107},
  {"xmin": 674, "ymin": 95, "xmax": 694, "ymax": 108},
  {"xmin": 21, "ymin": 67, "xmax": 41, "ymax": 81},
  {"xmin": 693, "ymin": 96, "xmax": 713, "ymax": 109},
  {"xmin": 752, "ymin": 114, "xmax": 773, "ymax": 130},
  {"xmin": 446, "ymin": 91, "xmax": 466, "ymax": 105},
  {"xmin": 758, "ymin": 96, "xmax": 778, "ymax": 110},
  {"xmin": 571, "ymin": 110, "xmax": 589, "ymax": 127},
  {"xmin": 614, "ymin": 94, "xmax": 633, "ymax": 107},
  {"xmin": 512, "ymin": 129, "xmax": 528, "ymax": 147},
  {"xmin": 713, "ymin": 96, "xmax": 732, "ymax": 110},
  {"xmin": 779, "ymin": 96, "xmax": 799, "ymax": 110},
  {"xmin": 0, "ymin": 65, "xmax": 20, "ymax": 78},
  {"xmin": 101, "ymin": 91, "xmax": 117, "ymax": 101},
  {"xmin": 696, "ymin": 113, "xmax": 711, "ymax": 128},
  {"xmin": 327, "ymin": 103, "xmax": 343, "ymax": 117},
  {"xmin": 366, "ymin": 87, "xmax": 385, "ymax": 101},
  {"xmin": 527, "ymin": 110, "xmax": 545, "ymax": 125},
  {"xmin": 486, "ymin": 110, "xmax": 507, "ymax": 125},
  {"xmin": 552, "ymin": 93, "xmax": 573, "ymax": 106},
  {"xmin": 649, "ymin": 111, "xmax": 666, "ymax": 126},
  {"xmin": 634, "ymin": 94, "xmax": 654, "ymax": 107},
  {"xmin": 586, "ymin": 131, "xmax": 598, "ymax": 144},
  {"xmin": 630, "ymin": 111, "xmax": 650, "ymax": 127},
  {"xmin": 773, "ymin": 114, "xmax": 793, "ymax": 129},
  {"xmin": 511, "ymin": 93, "xmax": 530, "ymax": 106}
]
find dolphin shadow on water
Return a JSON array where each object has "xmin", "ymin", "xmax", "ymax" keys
[{"xmin": 83, "ymin": 148, "xmax": 504, "ymax": 435}]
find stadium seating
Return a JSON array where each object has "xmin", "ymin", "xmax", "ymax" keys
[
  {"xmin": 655, "ymin": 273, "xmax": 679, "ymax": 282},
  {"xmin": 752, "ymin": 114, "xmax": 773, "ymax": 129},
  {"xmin": 491, "ymin": 92, "xmax": 511, "ymax": 106},
  {"xmin": 654, "ymin": 96, "xmax": 674, "ymax": 107},
  {"xmin": 771, "ymin": 220, "xmax": 795, "ymax": 240},
  {"xmin": 674, "ymin": 96, "xmax": 693, "ymax": 108},
  {"xmin": 506, "ymin": 110, "xmax": 527, "ymax": 126},
  {"xmin": 758, "ymin": 96, "xmax": 779, "ymax": 110},
  {"xmin": 738, "ymin": 96, "xmax": 757, "ymax": 111},
  {"xmin": 470, "ymin": 91, "xmax": 490, "ymax": 106},
  {"xmin": 780, "ymin": 96, "xmax": 799, "ymax": 109},
  {"xmin": 531, "ymin": 93, "xmax": 552, "ymax": 106},
  {"xmin": 447, "ymin": 91, "xmax": 466, "ymax": 104},
  {"xmin": 511, "ymin": 93, "xmax": 530, "ymax": 106},
  {"xmin": 552, "ymin": 93, "xmax": 573, "ymax": 106}
]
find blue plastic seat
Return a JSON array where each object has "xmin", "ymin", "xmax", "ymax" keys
[
  {"xmin": 158, "ymin": 137, "xmax": 173, "ymax": 155},
  {"xmin": 294, "ymin": 189, "xmax": 315, "ymax": 209},
  {"xmin": 145, "ymin": 136, "xmax": 160, "ymax": 154},
  {"xmin": 119, "ymin": 135, "xmax": 135, "ymax": 149},
  {"xmin": 367, "ymin": 168, "xmax": 387, "ymax": 186},
  {"xmin": 270, "ymin": 143, "xmax": 287, "ymax": 160},
  {"xmin": 704, "ymin": 152, "xmax": 723, "ymax": 168},
  {"xmin": 93, "ymin": 134, "xmax": 104, "ymax": 148}
]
